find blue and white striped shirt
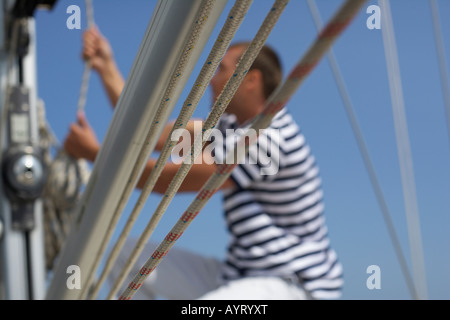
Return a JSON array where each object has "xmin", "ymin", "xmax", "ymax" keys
[{"xmin": 212, "ymin": 108, "xmax": 343, "ymax": 299}]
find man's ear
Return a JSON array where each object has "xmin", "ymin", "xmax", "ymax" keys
[{"xmin": 245, "ymin": 69, "xmax": 264, "ymax": 91}]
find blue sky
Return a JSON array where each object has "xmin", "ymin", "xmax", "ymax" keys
[{"xmin": 34, "ymin": 0, "xmax": 450, "ymax": 300}]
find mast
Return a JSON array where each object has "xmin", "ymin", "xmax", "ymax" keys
[
  {"xmin": 0, "ymin": 0, "xmax": 58, "ymax": 300},
  {"xmin": 46, "ymin": 0, "xmax": 227, "ymax": 300}
]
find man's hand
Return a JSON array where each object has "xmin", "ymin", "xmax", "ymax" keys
[
  {"xmin": 82, "ymin": 27, "xmax": 124, "ymax": 107},
  {"xmin": 82, "ymin": 26, "xmax": 115, "ymax": 74},
  {"xmin": 64, "ymin": 111, "xmax": 100, "ymax": 162}
]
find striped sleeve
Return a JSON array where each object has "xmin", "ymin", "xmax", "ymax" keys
[
  {"xmin": 216, "ymin": 109, "xmax": 344, "ymax": 299},
  {"xmin": 213, "ymin": 118, "xmax": 281, "ymax": 189}
]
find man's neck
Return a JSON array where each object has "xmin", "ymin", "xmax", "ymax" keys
[{"xmin": 233, "ymin": 102, "xmax": 265, "ymax": 126}]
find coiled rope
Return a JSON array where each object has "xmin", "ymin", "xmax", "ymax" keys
[
  {"xmin": 86, "ymin": 0, "xmax": 254, "ymax": 300},
  {"xmin": 117, "ymin": 0, "xmax": 366, "ymax": 301},
  {"xmin": 43, "ymin": 0, "xmax": 94, "ymax": 269},
  {"xmin": 45, "ymin": 0, "xmax": 94, "ymax": 209}
]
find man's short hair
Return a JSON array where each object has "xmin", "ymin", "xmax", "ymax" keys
[{"xmin": 231, "ymin": 42, "xmax": 283, "ymax": 100}]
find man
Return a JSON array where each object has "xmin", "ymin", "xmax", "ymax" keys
[{"xmin": 64, "ymin": 27, "xmax": 343, "ymax": 300}]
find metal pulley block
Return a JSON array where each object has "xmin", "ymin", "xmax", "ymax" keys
[
  {"xmin": 2, "ymin": 145, "xmax": 46, "ymax": 230},
  {"xmin": 2, "ymin": 85, "xmax": 47, "ymax": 231},
  {"xmin": 3, "ymin": 145, "xmax": 46, "ymax": 200}
]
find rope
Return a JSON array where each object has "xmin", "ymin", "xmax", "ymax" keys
[
  {"xmin": 430, "ymin": 0, "xmax": 450, "ymax": 149},
  {"xmin": 82, "ymin": 0, "xmax": 221, "ymax": 299},
  {"xmin": 46, "ymin": 0, "xmax": 95, "ymax": 211},
  {"xmin": 379, "ymin": 0, "xmax": 428, "ymax": 299},
  {"xmin": 86, "ymin": 0, "xmax": 254, "ymax": 300},
  {"xmin": 117, "ymin": 0, "xmax": 366, "ymax": 301},
  {"xmin": 78, "ymin": 0, "xmax": 94, "ymax": 113},
  {"xmin": 43, "ymin": 0, "xmax": 94, "ymax": 270},
  {"xmin": 38, "ymin": 100, "xmax": 67, "ymax": 269},
  {"xmin": 41, "ymin": 109, "xmax": 90, "ymax": 269},
  {"xmin": 0, "ymin": 17, "xmax": 82, "ymax": 270},
  {"xmin": 306, "ymin": 0, "xmax": 417, "ymax": 300},
  {"xmin": 112, "ymin": 0, "xmax": 289, "ymax": 300}
]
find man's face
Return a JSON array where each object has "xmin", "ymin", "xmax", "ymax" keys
[{"xmin": 210, "ymin": 46, "xmax": 246, "ymax": 107}]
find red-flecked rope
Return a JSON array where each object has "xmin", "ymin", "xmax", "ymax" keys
[
  {"xmin": 80, "ymin": 0, "xmax": 218, "ymax": 300},
  {"xmin": 118, "ymin": 0, "xmax": 367, "ymax": 300},
  {"xmin": 307, "ymin": 0, "xmax": 417, "ymax": 300},
  {"xmin": 109, "ymin": 0, "xmax": 289, "ymax": 300},
  {"xmin": 87, "ymin": 0, "xmax": 254, "ymax": 300}
]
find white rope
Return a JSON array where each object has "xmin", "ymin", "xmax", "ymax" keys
[
  {"xmin": 87, "ymin": 0, "xmax": 254, "ymax": 300},
  {"xmin": 43, "ymin": 0, "xmax": 94, "ymax": 270},
  {"xmin": 117, "ymin": 0, "xmax": 366, "ymax": 301},
  {"xmin": 429, "ymin": 0, "xmax": 450, "ymax": 149},
  {"xmin": 47, "ymin": 0, "xmax": 94, "ymax": 198},
  {"xmin": 306, "ymin": 0, "xmax": 417, "ymax": 300},
  {"xmin": 118, "ymin": 0, "xmax": 366, "ymax": 300},
  {"xmin": 114, "ymin": 0, "xmax": 289, "ymax": 300},
  {"xmin": 77, "ymin": 0, "xmax": 94, "ymax": 113},
  {"xmin": 38, "ymin": 97, "xmax": 70, "ymax": 270},
  {"xmin": 46, "ymin": 0, "xmax": 94, "ymax": 212},
  {"xmin": 379, "ymin": 0, "xmax": 428, "ymax": 300},
  {"xmin": 84, "ymin": 0, "xmax": 219, "ymax": 299}
]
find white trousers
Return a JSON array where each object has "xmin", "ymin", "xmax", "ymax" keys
[{"xmin": 109, "ymin": 239, "xmax": 309, "ymax": 300}]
